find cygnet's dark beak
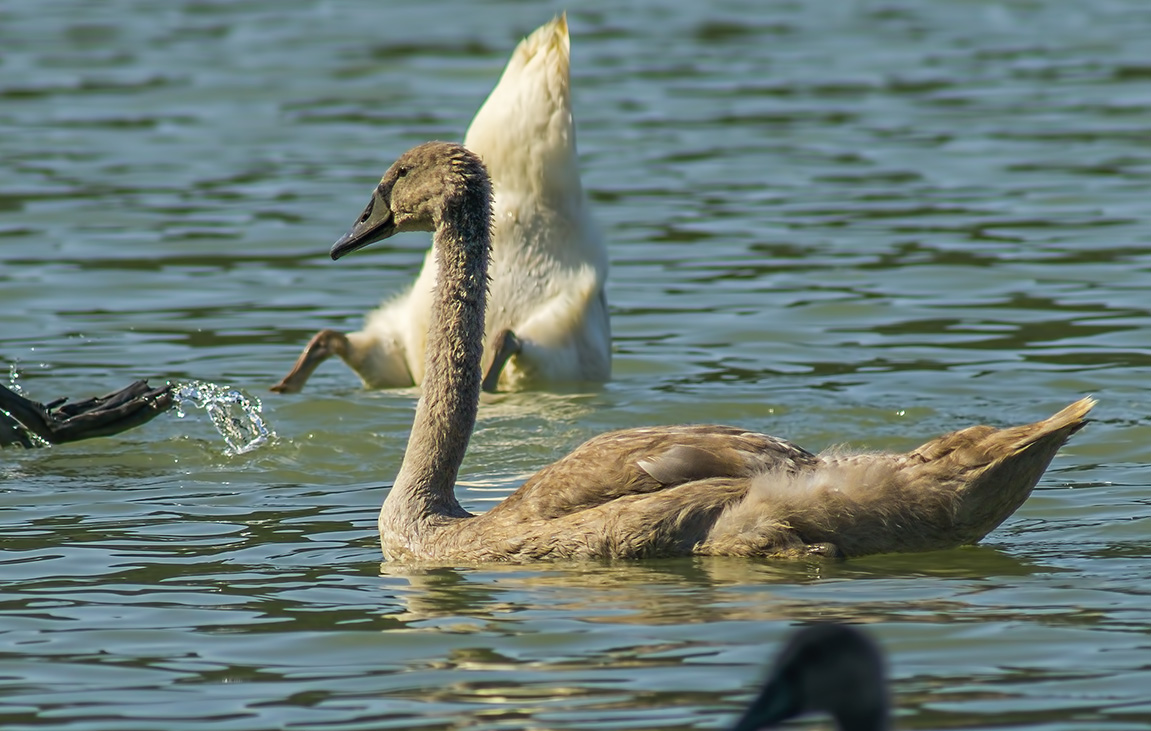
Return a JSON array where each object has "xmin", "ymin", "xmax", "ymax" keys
[{"xmin": 330, "ymin": 191, "xmax": 396, "ymax": 260}]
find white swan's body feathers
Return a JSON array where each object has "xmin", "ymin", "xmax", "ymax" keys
[{"xmin": 272, "ymin": 15, "xmax": 608, "ymax": 393}]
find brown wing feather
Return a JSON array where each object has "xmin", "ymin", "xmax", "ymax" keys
[{"xmin": 486, "ymin": 424, "xmax": 818, "ymax": 521}]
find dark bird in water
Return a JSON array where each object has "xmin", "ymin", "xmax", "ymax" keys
[{"xmin": 731, "ymin": 623, "xmax": 890, "ymax": 730}]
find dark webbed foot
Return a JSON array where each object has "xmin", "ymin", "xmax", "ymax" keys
[
  {"xmin": 481, "ymin": 329, "xmax": 522, "ymax": 393},
  {"xmin": 0, "ymin": 380, "xmax": 174, "ymax": 447},
  {"xmin": 271, "ymin": 329, "xmax": 348, "ymax": 394}
]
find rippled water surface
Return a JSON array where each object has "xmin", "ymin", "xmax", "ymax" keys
[{"xmin": 4, "ymin": 0, "xmax": 1151, "ymax": 728}]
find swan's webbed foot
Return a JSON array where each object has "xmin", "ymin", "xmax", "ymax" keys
[
  {"xmin": 271, "ymin": 329, "xmax": 348, "ymax": 393},
  {"xmin": 481, "ymin": 329, "xmax": 522, "ymax": 393},
  {"xmin": 0, "ymin": 380, "xmax": 174, "ymax": 447}
]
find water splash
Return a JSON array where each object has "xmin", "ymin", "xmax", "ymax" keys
[
  {"xmin": 0, "ymin": 408, "xmax": 51, "ymax": 448},
  {"xmin": 175, "ymin": 380, "xmax": 275, "ymax": 455},
  {"xmin": 2, "ymin": 364, "xmax": 53, "ymax": 448},
  {"xmin": 8, "ymin": 363, "xmax": 23, "ymax": 394}
]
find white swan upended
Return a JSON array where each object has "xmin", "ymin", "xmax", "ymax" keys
[
  {"xmin": 273, "ymin": 15, "xmax": 608, "ymax": 394},
  {"xmin": 333, "ymin": 141, "xmax": 1091, "ymax": 562}
]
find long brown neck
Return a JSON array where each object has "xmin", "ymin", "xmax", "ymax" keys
[{"xmin": 384, "ymin": 194, "xmax": 489, "ymax": 524}]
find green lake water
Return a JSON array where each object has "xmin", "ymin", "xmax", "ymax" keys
[{"xmin": 3, "ymin": 0, "xmax": 1151, "ymax": 728}]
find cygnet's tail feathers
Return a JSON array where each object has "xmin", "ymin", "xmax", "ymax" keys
[
  {"xmin": 719, "ymin": 398, "xmax": 1093, "ymax": 557},
  {"xmin": 902, "ymin": 397, "xmax": 1094, "ymax": 544},
  {"xmin": 905, "ymin": 397, "xmax": 1093, "ymax": 468}
]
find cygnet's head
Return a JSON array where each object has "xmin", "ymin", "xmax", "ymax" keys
[
  {"xmin": 331, "ymin": 141, "xmax": 490, "ymax": 260},
  {"xmin": 730, "ymin": 624, "xmax": 890, "ymax": 731}
]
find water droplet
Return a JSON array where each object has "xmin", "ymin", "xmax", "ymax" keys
[
  {"xmin": 0, "ymin": 406, "xmax": 52, "ymax": 447},
  {"xmin": 1, "ymin": 365, "xmax": 51, "ymax": 447},
  {"xmin": 7, "ymin": 364, "xmax": 23, "ymax": 394},
  {"xmin": 174, "ymin": 380, "xmax": 276, "ymax": 455}
]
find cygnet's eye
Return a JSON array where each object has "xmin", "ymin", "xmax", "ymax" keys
[
  {"xmin": 358, "ymin": 198, "xmax": 374, "ymax": 224},
  {"xmin": 396, "ymin": 166, "xmax": 410, "ymax": 178}
]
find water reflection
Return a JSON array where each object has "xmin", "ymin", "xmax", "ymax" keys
[{"xmin": 376, "ymin": 550, "xmax": 1054, "ymax": 630}]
